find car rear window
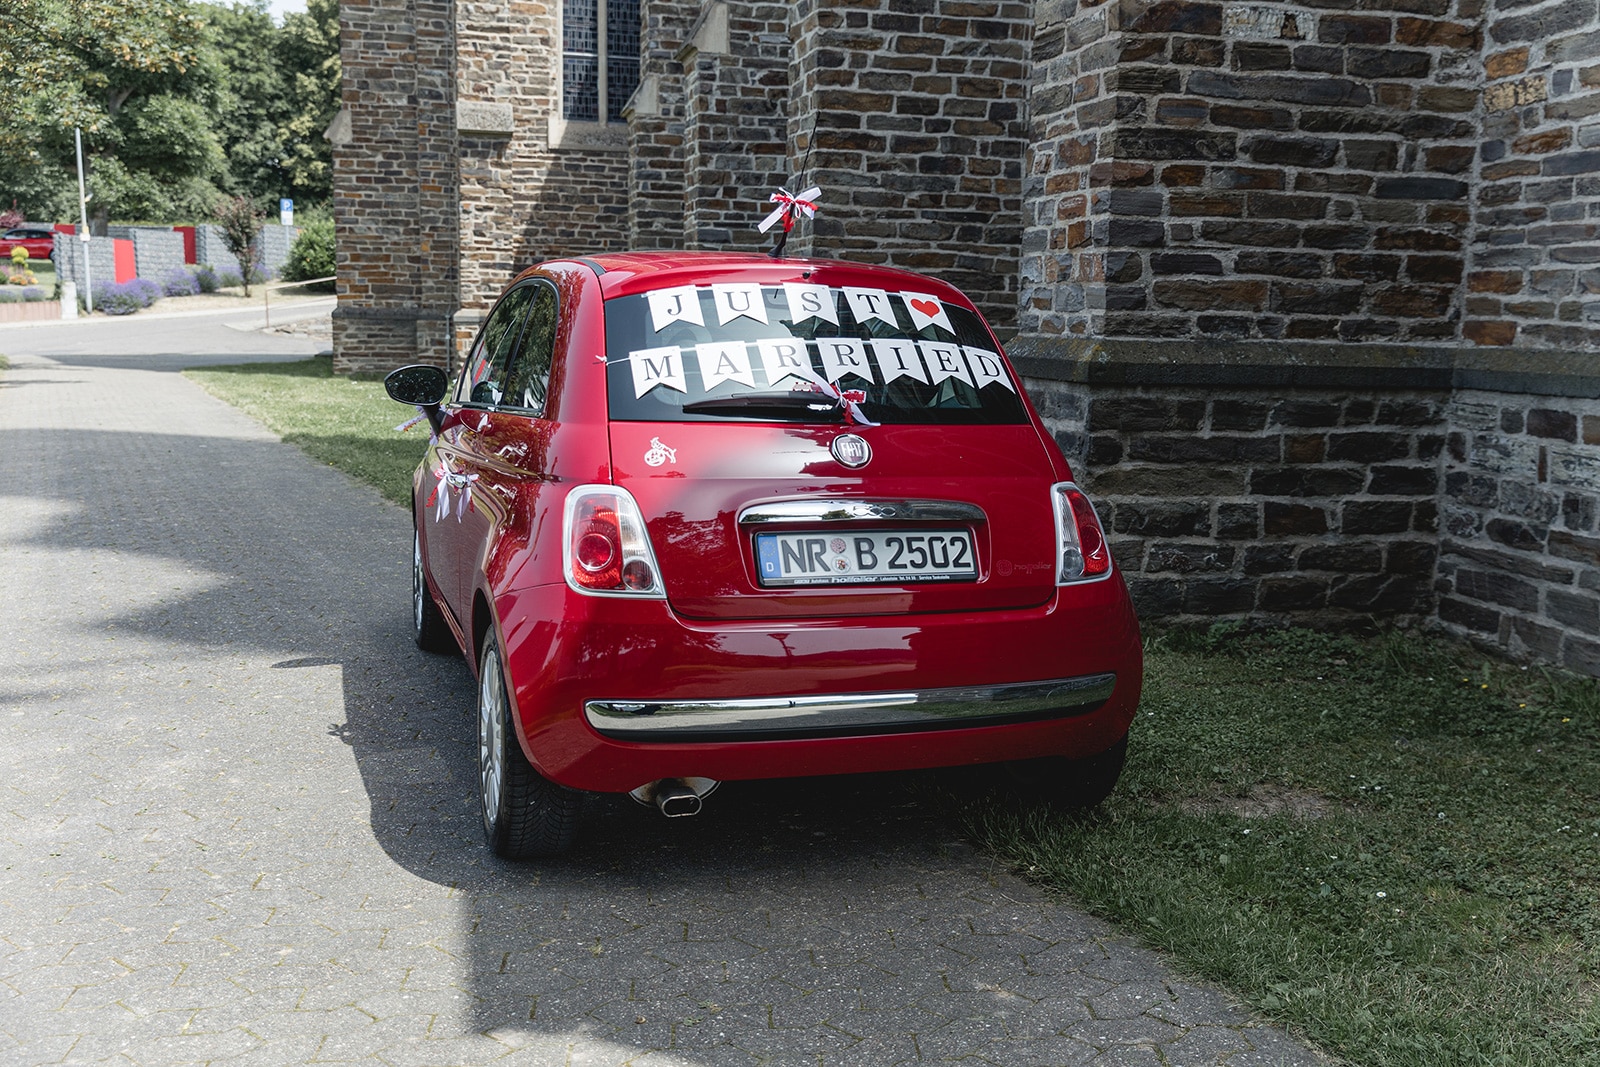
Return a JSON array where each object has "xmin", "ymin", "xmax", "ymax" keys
[{"xmin": 603, "ymin": 284, "xmax": 1027, "ymax": 425}]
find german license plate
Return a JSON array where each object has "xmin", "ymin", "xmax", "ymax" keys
[{"xmin": 755, "ymin": 530, "xmax": 977, "ymax": 587}]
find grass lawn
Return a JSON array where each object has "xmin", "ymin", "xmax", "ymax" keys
[
  {"xmin": 5, "ymin": 256, "xmax": 53, "ymax": 293},
  {"xmin": 188, "ymin": 357, "xmax": 1600, "ymax": 1066},
  {"xmin": 973, "ymin": 626, "xmax": 1600, "ymax": 1066},
  {"xmin": 28, "ymin": 258, "xmax": 55, "ymax": 291}
]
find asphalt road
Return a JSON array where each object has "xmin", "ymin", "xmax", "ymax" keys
[{"xmin": 0, "ymin": 309, "xmax": 1330, "ymax": 1066}]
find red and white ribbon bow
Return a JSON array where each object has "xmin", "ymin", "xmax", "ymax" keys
[
  {"xmin": 814, "ymin": 379, "xmax": 878, "ymax": 427},
  {"xmin": 426, "ymin": 462, "xmax": 480, "ymax": 522},
  {"xmin": 759, "ymin": 186, "xmax": 821, "ymax": 234}
]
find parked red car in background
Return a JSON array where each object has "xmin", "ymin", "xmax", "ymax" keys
[
  {"xmin": 386, "ymin": 251, "xmax": 1142, "ymax": 859},
  {"xmin": 0, "ymin": 227, "xmax": 56, "ymax": 261}
]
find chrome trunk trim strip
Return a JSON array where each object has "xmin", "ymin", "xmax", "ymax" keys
[
  {"xmin": 737, "ymin": 499, "xmax": 986, "ymax": 526},
  {"xmin": 584, "ymin": 673, "xmax": 1116, "ymax": 740}
]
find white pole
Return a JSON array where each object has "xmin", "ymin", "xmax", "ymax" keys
[{"xmin": 75, "ymin": 126, "xmax": 92, "ymax": 313}]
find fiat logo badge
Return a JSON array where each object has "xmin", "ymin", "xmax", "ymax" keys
[{"xmin": 831, "ymin": 434, "xmax": 871, "ymax": 469}]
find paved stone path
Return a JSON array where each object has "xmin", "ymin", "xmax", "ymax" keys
[{"xmin": 0, "ymin": 315, "xmax": 1332, "ymax": 1065}]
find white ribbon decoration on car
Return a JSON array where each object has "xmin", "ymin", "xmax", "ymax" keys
[
  {"xmin": 814, "ymin": 379, "xmax": 879, "ymax": 427},
  {"xmin": 427, "ymin": 461, "xmax": 480, "ymax": 522},
  {"xmin": 758, "ymin": 186, "xmax": 821, "ymax": 234}
]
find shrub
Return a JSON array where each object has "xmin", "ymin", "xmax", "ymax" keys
[
  {"xmin": 281, "ymin": 216, "xmax": 335, "ymax": 292},
  {"xmin": 10, "ymin": 246, "xmax": 28, "ymax": 269},
  {"xmin": 19, "ymin": 285, "xmax": 46, "ymax": 302},
  {"xmin": 218, "ymin": 268, "xmax": 244, "ymax": 288},
  {"xmin": 161, "ymin": 267, "xmax": 200, "ymax": 297},
  {"xmin": 93, "ymin": 278, "xmax": 163, "ymax": 315},
  {"xmin": 0, "ymin": 208, "xmax": 22, "ymax": 230},
  {"xmin": 0, "ymin": 289, "xmax": 19, "ymax": 304},
  {"xmin": 194, "ymin": 264, "xmax": 220, "ymax": 292}
]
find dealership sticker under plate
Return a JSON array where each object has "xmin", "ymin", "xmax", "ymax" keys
[{"xmin": 756, "ymin": 530, "xmax": 976, "ymax": 586}]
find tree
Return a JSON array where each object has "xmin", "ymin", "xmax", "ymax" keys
[
  {"xmin": 205, "ymin": 2, "xmax": 291, "ymax": 203},
  {"xmin": 0, "ymin": 0, "xmax": 224, "ymax": 230},
  {"xmin": 274, "ymin": 0, "xmax": 341, "ymax": 205},
  {"xmin": 214, "ymin": 195, "xmax": 262, "ymax": 295}
]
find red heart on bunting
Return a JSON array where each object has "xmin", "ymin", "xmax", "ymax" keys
[{"xmin": 909, "ymin": 298, "xmax": 940, "ymax": 317}]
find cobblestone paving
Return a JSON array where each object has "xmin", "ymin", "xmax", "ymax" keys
[{"xmin": 0, "ymin": 324, "xmax": 1332, "ymax": 1065}]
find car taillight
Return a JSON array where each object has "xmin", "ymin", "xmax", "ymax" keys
[
  {"xmin": 1052, "ymin": 482, "xmax": 1112, "ymax": 584},
  {"xmin": 563, "ymin": 486, "xmax": 665, "ymax": 597}
]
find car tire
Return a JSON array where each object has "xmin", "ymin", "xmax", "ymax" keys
[
  {"xmin": 1007, "ymin": 733, "xmax": 1128, "ymax": 810},
  {"xmin": 412, "ymin": 525, "xmax": 456, "ymax": 654},
  {"xmin": 477, "ymin": 630, "xmax": 581, "ymax": 859}
]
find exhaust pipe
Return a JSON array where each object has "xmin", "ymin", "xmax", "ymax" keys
[
  {"xmin": 655, "ymin": 783, "xmax": 701, "ymax": 817},
  {"xmin": 628, "ymin": 776, "xmax": 719, "ymax": 818}
]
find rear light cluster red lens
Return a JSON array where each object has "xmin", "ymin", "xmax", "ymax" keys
[
  {"xmin": 1052, "ymin": 482, "xmax": 1112, "ymax": 584},
  {"xmin": 563, "ymin": 486, "xmax": 665, "ymax": 597}
]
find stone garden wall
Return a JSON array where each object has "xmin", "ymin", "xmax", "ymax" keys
[
  {"xmin": 126, "ymin": 229, "xmax": 188, "ymax": 281},
  {"xmin": 51, "ymin": 236, "xmax": 115, "ymax": 297}
]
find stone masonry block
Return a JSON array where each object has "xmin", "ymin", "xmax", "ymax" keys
[
  {"xmin": 1263, "ymin": 502, "xmax": 1329, "ymax": 535},
  {"xmin": 1327, "ymin": 432, "xmax": 1413, "ymax": 463},
  {"xmin": 1439, "ymin": 595, "xmax": 1502, "ymax": 634},
  {"xmin": 1089, "ymin": 396, "xmax": 1206, "ymax": 433},
  {"xmin": 1342, "ymin": 500, "xmax": 1414, "ymax": 535},
  {"xmin": 1368, "ymin": 465, "xmax": 1440, "ymax": 496},
  {"xmin": 1550, "ymin": 447, "xmax": 1600, "ymax": 492},
  {"xmin": 1527, "ymin": 408, "xmax": 1579, "ymax": 441},
  {"xmin": 1260, "ymin": 575, "xmax": 1329, "ymax": 611}
]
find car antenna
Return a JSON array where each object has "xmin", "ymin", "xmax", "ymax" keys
[{"xmin": 758, "ymin": 115, "xmax": 820, "ymax": 259}]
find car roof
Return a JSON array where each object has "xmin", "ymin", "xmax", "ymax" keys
[{"xmin": 555, "ymin": 251, "xmax": 977, "ymax": 309}]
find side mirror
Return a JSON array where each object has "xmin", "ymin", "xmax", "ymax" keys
[{"xmin": 384, "ymin": 364, "xmax": 449, "ymax": 406}]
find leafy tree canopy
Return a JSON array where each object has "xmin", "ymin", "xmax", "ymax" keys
[
  {"xmin": 0, "ymin": 0, "xmax": 339, "ymax": 225},
  {"xmin": 0, "ymin": 0, "xmax": 222, "ymax": 228}
]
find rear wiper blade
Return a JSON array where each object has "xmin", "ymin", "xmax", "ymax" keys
[{"xmin": 681, "ymin": 392, "xmax": 846, "ymax": 421}]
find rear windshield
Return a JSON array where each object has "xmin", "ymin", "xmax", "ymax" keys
[{"xmin": 603, "ymin": 283, "xmax": 1027, "ymax": 425}]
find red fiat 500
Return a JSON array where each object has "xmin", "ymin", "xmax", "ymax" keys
[{"xmin": 386, "ymin": 251, "xmax": 1141, "ymax": 859}]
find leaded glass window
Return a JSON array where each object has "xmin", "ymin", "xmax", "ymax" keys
[{"xmin": 561, "ymin": 0, "xmax": 639, "ymax": 124}]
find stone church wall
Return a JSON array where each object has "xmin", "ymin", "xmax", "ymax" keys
[
  {"xmin": 785, "ymin": 0, "xmax": 1032, "ymax": 327},
  {"xmin": 680, "ymin": 3, "xmax": 794, "ymax": 251},
  {"xmin": 333, "ymin": 0, "xmax": 460, "ymax": 375},
  {"xmin": 331, "ymin": 0, "xmax": 1600, "ymax": 674},
  {"xmin": 1464, "ymin": 0, "xmax": 1600, "ymax": 350}
]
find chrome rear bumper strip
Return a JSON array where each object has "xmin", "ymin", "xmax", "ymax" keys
[{"xmin": 584, "ymin": 673, "xmax": 1117, "ymax": 741}]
